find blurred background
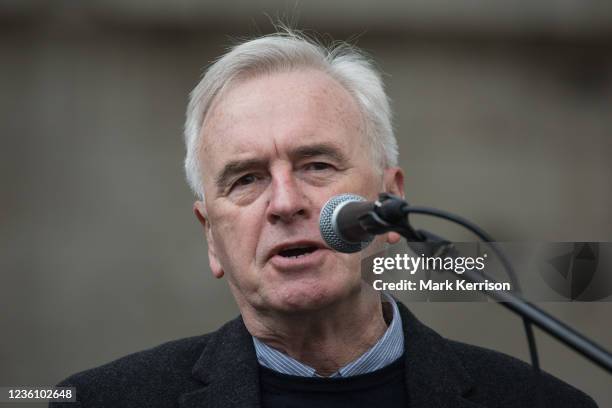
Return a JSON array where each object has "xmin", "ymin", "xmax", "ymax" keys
[{"xmin": 1, "ymin": 1, "xmax": 611, "ymax": 406}]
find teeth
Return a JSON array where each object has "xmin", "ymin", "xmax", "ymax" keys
[{"xmin": 278, "ymin": 246, "xmax": 316, "ymax": 258}]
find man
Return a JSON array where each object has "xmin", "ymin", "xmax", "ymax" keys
[{"xmin": 52, "ymin": 30, "xmax": 597, "ymax": 407}]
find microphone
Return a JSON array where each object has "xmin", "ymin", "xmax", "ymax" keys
[{"xmin": 319, "ymin": 194, "xmax": 376, "ymax": 253}]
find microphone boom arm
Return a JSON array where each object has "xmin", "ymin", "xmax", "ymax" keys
[{"xmin": 360, "ymin": 193, "xmax": 612, "ymax": 375}]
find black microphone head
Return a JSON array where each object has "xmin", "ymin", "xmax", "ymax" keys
[{"xmin": 319, "ymin": 193, "xmax": 374, "ymax": 253}]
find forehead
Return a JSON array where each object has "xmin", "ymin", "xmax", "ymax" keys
[{"xmin": 198, "ymin": 69, "xmax": 366, "ymax": 175}]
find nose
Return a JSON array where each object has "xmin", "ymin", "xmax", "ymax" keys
[{"xmin": 266, "ymin": 169, "xmax": 309, "ymax": 224}]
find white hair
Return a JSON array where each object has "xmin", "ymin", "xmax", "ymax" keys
[{"xmin": 184, "ymin": 30, "xmax": 398, "ymax": 199}]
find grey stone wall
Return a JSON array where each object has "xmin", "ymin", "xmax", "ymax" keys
[{"xmin": 1, "ymin": 3, "xmax": 611, "ymax": 406}]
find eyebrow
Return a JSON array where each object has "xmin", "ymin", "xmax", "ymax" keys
[
  {"xmin": 214, "ymin": 142, "xmax": 349, "ymax": 191},
  {"xmin": 290, "ymin": 143, "xmax": 348, "ymax": 165}
]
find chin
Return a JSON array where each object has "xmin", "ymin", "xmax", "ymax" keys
[{"xmin": 266, "ymin": 284, "xmax": 342, "ymax": 313}]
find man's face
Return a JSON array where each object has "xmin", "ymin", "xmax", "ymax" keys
[{"xmin": 194, "ymin": 69, "xmax": 403, "ymax": 314}]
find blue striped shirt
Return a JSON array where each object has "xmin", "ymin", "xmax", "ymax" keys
[{"xmin": 252, "ymin": 293, "xmax": 404, "ymax": 377}]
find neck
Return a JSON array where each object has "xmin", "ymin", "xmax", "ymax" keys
[{"xmin": 239, "ymin": 284, "xmax": 389, "ymax": 377}]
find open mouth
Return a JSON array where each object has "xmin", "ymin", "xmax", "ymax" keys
[{"xmin": 277, "ymin": 246, "xmax": 318, "ymax": 258}]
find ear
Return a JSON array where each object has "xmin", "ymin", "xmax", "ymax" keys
[
  {"xmin": 193, "ymin": 201, "xmax": 224, "ymax": 279},
  {"xmin": 382, "ymin": 167, "xmax": 406, "ymax": 245},
  {"xmin": 382, "ymin": 166, "xmax": 405, "ymax": 198}
]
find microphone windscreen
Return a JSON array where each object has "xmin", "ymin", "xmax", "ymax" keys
[{"xmin": 319, "ymin": 194, "xmax": 374, "ymax": 253}]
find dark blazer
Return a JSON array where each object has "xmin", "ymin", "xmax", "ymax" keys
[{"xmin": 51, "ymin": 303, "xmax": 597, "ymax": 407}]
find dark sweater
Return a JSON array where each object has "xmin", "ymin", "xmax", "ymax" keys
[
  {"xmin": 50, "ymin": 302, "xmax": 598, "ymax": 407},
  {"xmin": 259, "ymin": 357, "xmax": 407, "ymax": 408}
]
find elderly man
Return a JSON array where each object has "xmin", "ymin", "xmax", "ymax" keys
[{"xmin": 52, "ymin": 30, "xmax": 596, "ymax": 407}]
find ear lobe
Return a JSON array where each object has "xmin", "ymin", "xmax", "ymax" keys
[
  {"xmin": 207, "ymin": 247, "xmax": 225, "ymax": 279},
  {"xmin": 193, "ymin": 201, "xmax": 225, "ymax": 279},
  {"xmin": 386, "ymin": 231, "xmax": 402, "ymax": 245}
]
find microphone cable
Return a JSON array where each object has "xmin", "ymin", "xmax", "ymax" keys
[
  {"xmin": 321, "ymin": 192, "xmax": 612, "ymax": 378},
  {"xmin": 399, "ymin": 205, "xmax": 543, "ymax": 406}
]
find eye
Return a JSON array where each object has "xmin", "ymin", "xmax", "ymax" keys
[
  {"xmin": 233, "ymin": 174, "xmax": 258, "ymax": 188},
  {"xmin": 305, "ymin": 162, "xmax": 333, "ymax": 171}
]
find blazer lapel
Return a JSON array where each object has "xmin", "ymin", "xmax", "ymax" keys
[
  {"xmin": 179, "ymin": 316, "xmax": 261, "ymax": 408},
  {"xmin": 398, "ymin": 302, "xmax": 485, "ymax": 408}
]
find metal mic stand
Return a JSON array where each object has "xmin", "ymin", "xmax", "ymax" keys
[{"xmin": 359, "ymin": 193, "xmax": 612, "ymax": 374}]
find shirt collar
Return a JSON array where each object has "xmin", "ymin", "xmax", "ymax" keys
[{"xmin": 252, "ymin": 293, "xmax": 404, "ymax": 377}]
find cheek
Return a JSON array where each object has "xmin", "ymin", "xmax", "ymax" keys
[
  {"xmin": 313, "ymin": 167, "xmax": 379, "ymax": 196},
  {"xmin": 212, "ymin": 223, "xmax": 262, "ymax": 298},
  {"xmin": 327, "ymin": 252, "xmax": 365, "ymax": 284},
  {"xmin": 211, "ymin": 206, "xmax": 264, "ymax": 271},
  {"xmin": 333, "ymin": 170, "xmax": 382, "ymax": 201}
]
